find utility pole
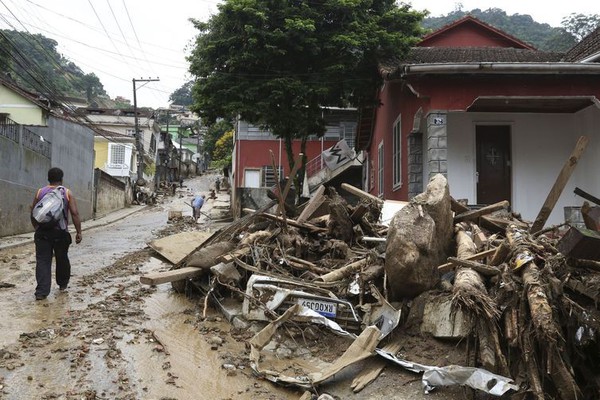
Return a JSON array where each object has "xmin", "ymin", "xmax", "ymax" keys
[{"xmin": 133, "ymin": 77, "xmax": 159, "ymax": 183}]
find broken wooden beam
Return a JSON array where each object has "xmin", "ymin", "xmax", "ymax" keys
[
  {"xmin": 297, "ymin": 185, "xmax": 326, "ymax": 223},
  {"xmin": 447, "ymin": 257, "xmax": 500, "ymax": 276},
  {"xmin": 581, "ymin": 202, "xmax": 600, "ymax": 231},
  {"xmin": 260, "ymin": 212, "xmax": 327, "ymax": 232},
  {"xmin": 319, "ymin": 258, "xmax": 368, "ymax": 282},
  {"xmin": 453, "ymin": 200, "xmax": 509, "ymax": 223},
  {"xmin": 340, "ymin": 183, "xmax": 383, "ymax": 205},
  {"xmin": 140, "ymin": 266, "xmax": 204, "ymax": 286},
  {"xmin": 530, "ymin": 136, "xmax": 589, "ymax": 234},
  {"xmin": 437, "ymin": 247, "xmax": 497, "ymax": 273}
]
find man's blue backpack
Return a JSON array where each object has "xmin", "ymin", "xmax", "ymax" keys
[{"xmin": 32, "ymin": 186, "xmax": 67, "ymax": 230}]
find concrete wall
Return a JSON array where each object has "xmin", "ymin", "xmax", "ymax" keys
[
  {"xmin": 0, "ymin": 130, "xmax": 50, "ymax": 235},
  {"xmin": 28, "ymin": 117, "xmax": 95, "ymax": 221},
  {"xmin": 94, "ymin": 168, "xmax": 128, "ymax": 217},
  {"xmin": 0, "ymin": 116, "xmax": 95, "ymax": 237},
  {"xmin": 233, "ymin": 187, "xmax": 277, "ymax": 219}
]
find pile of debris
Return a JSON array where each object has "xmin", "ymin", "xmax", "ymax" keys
[{"xmin": 141, "ymin": 174, "xmax": 600, "ymax": 399}]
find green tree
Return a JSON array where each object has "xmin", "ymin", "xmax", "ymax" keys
[
  {"xmin": 169, "ymin": 80, "xmax": 194, "ymax": 106},
  {"xmin": 212, "ymin": 130, "xmax": 234, "ymax": 167},
  {"xmin": 188, "ymin": 0, "xmax": 425, "ymax": 196},
  {"xmin": 204, "ymin": 119, "xmax": 234, "ymax": 161},
  {"xmin": 561, "ymin": 13, "xmax": 600, "ymax": 41}
]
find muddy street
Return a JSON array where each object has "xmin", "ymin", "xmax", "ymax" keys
[
  {"xmin": 0, "ymin": 172, "xmax": 294, "ymax": 400},
  {"xmin": 0, "ymin": 172, "xmax": 473, "ymax": 400}
]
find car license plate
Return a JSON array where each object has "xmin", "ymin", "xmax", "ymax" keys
[{"xmin": 297, "ymin": 298, "xmax": 337, "ymax": 318}]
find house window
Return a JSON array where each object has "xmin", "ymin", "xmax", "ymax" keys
[
  {"xmin": 392, "ymin": 115, "xmax": 402, "ymax": 189},
  {"xmin": 109, "ymin": 143, "xmax": 126, "ymax": 165},
  {"xmin": 377, "ymin": 141, "xmax": 384, "ymax": 197},
  {"xmin": 262, "ymin": 165, "xmax": 284, "ymax": 188}
]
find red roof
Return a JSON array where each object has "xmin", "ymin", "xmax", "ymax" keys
[{"xmin": 419, "ymin": 15, "xmax": 536, "ymax": 50}]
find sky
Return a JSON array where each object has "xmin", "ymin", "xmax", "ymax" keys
[{"xmin": 0, "ymin": 0, "xmax": 598, "ymax": 109}]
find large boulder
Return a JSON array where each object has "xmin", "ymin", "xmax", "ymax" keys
[{"xmin": 385, "ymin": 174, "xmax": 453, "ymax": 299}]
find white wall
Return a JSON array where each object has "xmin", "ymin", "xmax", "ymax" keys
[{"xmin": 446, "ymin": 107, "xmax": 600, "ymax": 226}]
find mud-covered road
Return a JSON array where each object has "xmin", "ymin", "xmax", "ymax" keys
[
  {"xmin": 0, "ymin": 172, "xmax": 468, "ymax": 400},
  {"xmin": 0, "ymin": 172, "xmax": 296, "ymax": 400}
]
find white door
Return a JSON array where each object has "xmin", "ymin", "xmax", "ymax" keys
[{"xmin": 244, "ymin": 169, "xmax": 261, "ymax": 188}]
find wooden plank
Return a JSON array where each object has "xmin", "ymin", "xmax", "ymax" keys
[
  {"xmin": 297, "ymin": 185, "xmax": 326, "ymax": 223},
  {"xmin": 340, "ymin": 183, "xmax": 383, "ymax": 205},
  {"xmin": 140, "ymin": 266, "xmax": 203, "ymax": 286},
  {"xmin": 453, "ymin": 200, "xmax": 509, "ymax": 223},
  {"xmin": 149, "ymin": 231, "xmax": 212, "ymax": 265},
  {"xmin": 437, "ymin": 247, "xmax": 497, "ymax": 273},
  {"xmin": 581, "ymin": 202, "xmax": 600, "ymax": 231},
  {"xmin": 530, "ymin": 136, "xmax": 589, "ymax": 233},
  {"xmin": 218, "ymin": 247, "xmax": 251, "ymax": 263},
  {"xmin": 261, "ymin": 212, "xmax": 327, "ymax": 232}
]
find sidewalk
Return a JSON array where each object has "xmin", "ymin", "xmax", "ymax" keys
[{"xmin": 0, "ymin": 205, "xmax": 147, "ymax": 251}]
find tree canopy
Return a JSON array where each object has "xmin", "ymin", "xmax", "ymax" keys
[
  {"xmin": 188, "ymin": 0, "xmax": 425, "ymax": 138},
  {"xmin": 561, "ymin": 13, "xmax": 600, "ymax": 41},
  {"xmin": 169, "ymin": 80, "xmax": 194, "ymax": 106}
]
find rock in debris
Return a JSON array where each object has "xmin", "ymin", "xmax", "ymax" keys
[{"xmin": 385, "ymin": 174, "xmax": 453, "ymax": 299}]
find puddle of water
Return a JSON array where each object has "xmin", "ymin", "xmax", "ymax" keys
[{"xmin": 129, "ymin": 285, "xmax": 295, "ymax": 399}]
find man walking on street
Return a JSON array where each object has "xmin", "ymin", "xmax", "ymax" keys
[{"xmin": 30, "ymin": 167, "xmax": 82, "ymax": 300}]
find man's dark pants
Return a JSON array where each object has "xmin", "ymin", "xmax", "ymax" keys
[{"xmin": 34, "ymin": 228, "xmax": 72, "ymax": 297}]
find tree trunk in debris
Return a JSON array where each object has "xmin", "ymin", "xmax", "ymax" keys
[
  {"xmin": 506, "ymin": 225, "xmax": 580, "ymax": 399},
  {"xmin": 327, "ymin": 188, "xmax": 354, "ymax": 243},
  {"xmin": 453, "ymin": 225, "xmax": 508, "ymax": 374},
  {"xmin": 385, "ymin": 174, "xmax": 453, "ymax": 299}
]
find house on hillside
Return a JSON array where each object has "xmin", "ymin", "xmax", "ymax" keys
[
  {"xmin": 77, "ymin": 107, "xmax": 160, "ymax": 186},
  {"xmin": 0, "ymin": 76, "xmax": 94, "ymax": 236},
  {"xmin": 231, "ymin": 108, "xmax": 361, "ymax": 215},
  {"xmin": 359, "ymin": 15, "xmax": 600, "ymax": 227}
]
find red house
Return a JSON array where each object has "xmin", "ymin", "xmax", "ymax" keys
[
  {"xmin": 231, "ymin": 108, "xmax": 361, "ymax": 213},
  {"xmin": 359, "ymin": 16, "xmax": 600, "ymax": 227}
]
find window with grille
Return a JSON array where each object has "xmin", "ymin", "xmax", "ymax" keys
[
  {"xmin": 392, "ymin": 115, "xmax": 402, "ymax": 189},
  {"xmin": 110, "ymin": 144, "xmax": 126, "ymax": 165},
  {"xmin": 262, "ymin": 165, "xmax": 284, "ymax": 188}
]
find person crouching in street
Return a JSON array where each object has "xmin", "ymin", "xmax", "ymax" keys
[
  {"xmin": 192, "ymin": 194, "xmax": 206, "ymax": 222},
  {"xmin": 30, "ymin": 167, "xmax": 82, "ymax": 300}
]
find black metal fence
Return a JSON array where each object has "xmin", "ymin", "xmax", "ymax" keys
[{"xmin": 0, "ymin": 116, "xmax": 51, "ymax": 158}]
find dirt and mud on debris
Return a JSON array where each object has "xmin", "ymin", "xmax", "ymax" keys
[{"xmin": 140, "ymin": 170, "xmax": 600, "ymax": 400}]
